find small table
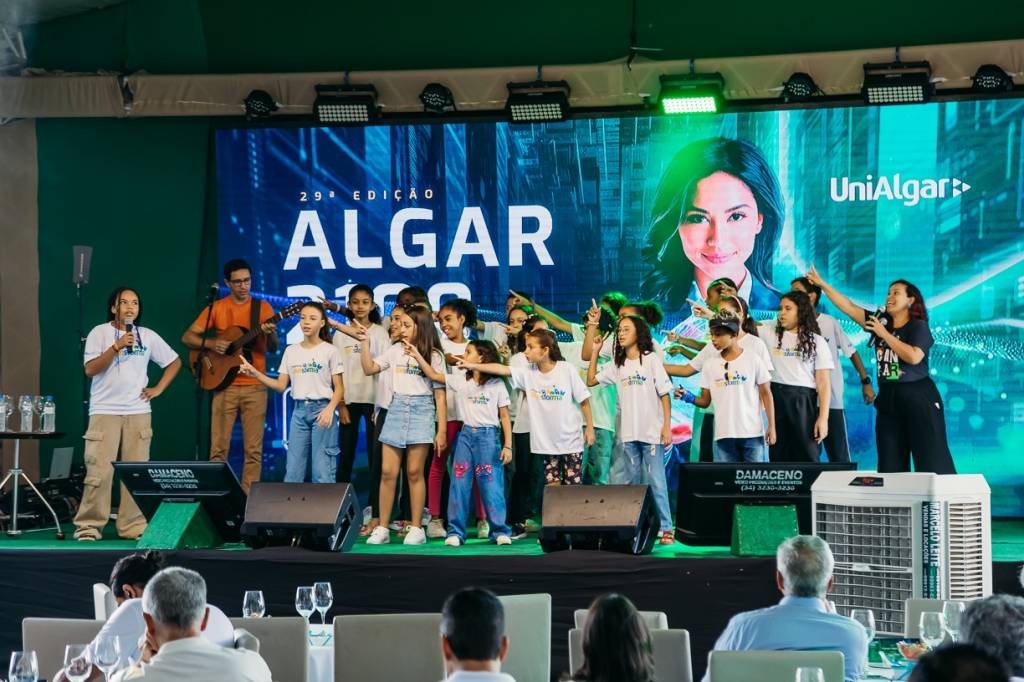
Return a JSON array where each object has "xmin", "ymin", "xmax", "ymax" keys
[{"xmin": 0, "ymin": 431, "xmax": 67, "ymax": 538}]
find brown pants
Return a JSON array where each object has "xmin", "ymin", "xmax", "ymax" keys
[
  {"xmin": 73, "ymin": 413, "xmax": 151, "ymax": 540},
  {"xmin": 210, "ymin": 384, "xmax": 267, "ymax": 493}
]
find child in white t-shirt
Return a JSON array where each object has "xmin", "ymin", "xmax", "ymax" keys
[
  {"xmin": 460, "ymin": 328, "xmax": 595, "ymax": 487},
  {"xmin": 586, "ymin": 311, "xmax": 675, "ymax": 542},
  {"xmin": 756, "ymin": 290, "xmax": 834, "ymax": 462},
  {"xmin": 682, "ymin": 314, "xmax": 776, "ymax": 463},
  {"xmin": 240, "ymin": 302, "xmax": 343, "ymax": 484},
  {"xmin": 443, "ymin": 340, "xmax": 514, "ymax": 547}
]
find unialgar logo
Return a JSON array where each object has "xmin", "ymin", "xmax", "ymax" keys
[{"xmin": 829, "ymin": 174, "xmax": 971, "ymax": 207}]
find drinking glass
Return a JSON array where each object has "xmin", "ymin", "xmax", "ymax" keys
[
  {"xmin": 63, "ymin": 644, "xmax": 91, "ymax": 682},
  {"xmin": 313, "ymin": 581, "xmax": 333, "ymax": 635},
  {"xmin": 850, "ymin": 608, "xmax": 876, "ymax": 643},
  {"xmin": 795, "ymin": 668, "xmax": 825, "ymax": 682},
  {"xmin": 9, "ymin": 651, "xmax": 38, "ymax": 682},
  {"xmin": 296, "ymin": 586, "xmax": 315, "ymax": 634},
  {"xmin": 242, "ymin": 590, "xmax": 266, "ymax": 618},
  {"xmin": 943, "ymin": 601, "xmax": 965, "ymax": 642},
  {"xmin": 92, "ymin": 634, "xmax": 121, "ymax": 679},
  {"xmin": 919, "ymin": 611, "xmax": 946, "ymax": 649}
]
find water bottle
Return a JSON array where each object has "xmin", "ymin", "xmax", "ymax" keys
[
  {"xmin": 19, "ymin": 397, "xmax": 33, "ymax": 432},
  {"xmin": 41, "ymin": 396, "xmax": 56, "ymax": 433}
]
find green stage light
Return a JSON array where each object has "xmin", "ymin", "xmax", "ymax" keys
[{"xmin": 658, "ymin": 73, "xmax": 724, "ymax": 114}]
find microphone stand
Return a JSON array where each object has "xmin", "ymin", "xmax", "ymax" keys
[{"xmin": 194, "ymin": 286, "xmax": 218, "ymax": 461}]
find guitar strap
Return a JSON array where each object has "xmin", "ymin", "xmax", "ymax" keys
[{"xmin": 243, "ymin": 297, "xmax": 261, "ymax": 357}]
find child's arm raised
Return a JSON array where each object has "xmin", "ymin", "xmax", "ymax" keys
[
  {"xmin": 238, "ymin": 355, "xmax": 289, "ymax": 393},
  {"xmin": 403, "ymin": 341, "xmax": 446, "ymax": 383},
  {"xmin": 355, "ymin": 322, "xmax": 383, "ymax": 376},
  {"xmin": 456, "ymin": 359, "xmax": 512, "ymax": 377}
]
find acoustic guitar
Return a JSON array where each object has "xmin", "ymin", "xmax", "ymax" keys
[{"xmin": 190, "ymin": 302, "xmax": 303, "ymax": 391}]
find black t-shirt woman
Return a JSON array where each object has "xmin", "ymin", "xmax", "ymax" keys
[{"xmin": 804, "ymin": 267, "xmax": 955, "ymax": 474}]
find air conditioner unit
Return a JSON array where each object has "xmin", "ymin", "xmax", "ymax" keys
[{"xmin": 812, "ymin": 472, "xmax": 991, "ymax": 636}]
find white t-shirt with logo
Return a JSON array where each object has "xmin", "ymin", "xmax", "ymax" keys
[
  {"xmin": 757, "ymin": 325, "xmax": 834, "ymax": 389},
  {"xmin": 374, "ymin": 344, "xmax": 445, "ymax": 397},
  {"xmin": 84, "ymin": 323, "xmax": 179, "ymax": 416},
  {"xmin": 509, "ymin": 361, "xmax": 591, "ymax": 455},
  {"xmin": 688, "ymin": 333, "xmax": 773, "ymax": 415},
  {"xmin": 816, "ymin": 312, "xmax": 855, "ymax": 408},
  {"xmin": 700, "ymin": 347, "xmax": 773, "ymax": 440},
  {"xmin": 278, "ymin": 341, "xmax": 342, "ymax": 401},
  {"xmin": 445, "ymin": 373, "xmax": 511, "ymax": 428},
  {"xmin": 595, "ymin": 353, "xmax": 672, "ymax": 444},
  {"xmin": 332, "ymin": 323, "xmax": 390, "ymax": 405},
  {"xmin": 480, "ymin": 320, "xmax": 509, "ymax": 348},
  {"xmin": 440, "ymin": 337, "xmax": 470, "ymax": 422},
  {"xmin": 565, "ymin": 325, "xmax": 616, "ymax": 432}
]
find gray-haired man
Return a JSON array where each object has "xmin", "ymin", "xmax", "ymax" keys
[
  {"xmin": 112, "ymin": 567, "xmax": 271, "ymax": 682},
  {"xmin": 702, "ymin": 535, "xmax": 867, "ymax": 682},
  {"xmin": 961, "ymin": 594, "xmax": 1024, "ymax": 681}
]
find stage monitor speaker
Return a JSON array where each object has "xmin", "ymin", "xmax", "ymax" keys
[
  {"xmin": 241, "ymin": 482, "xmax": 358, "ymax": 552},
  {"xmin": 538, "ymin": 485, "xmax": 657, "ymax": 555}
]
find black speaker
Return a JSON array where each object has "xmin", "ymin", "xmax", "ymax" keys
[
  {"xmin": 538, "ymin": 485, "xmax": 658, "ymax": 555},
  {"xmin": 241, "ymin": 483, "xmax": 359, "ymax": 552}
]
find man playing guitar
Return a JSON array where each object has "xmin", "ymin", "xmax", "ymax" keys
[{"xmin": 181, "ymin": 259, "xmax": 278, "ymax": 492}]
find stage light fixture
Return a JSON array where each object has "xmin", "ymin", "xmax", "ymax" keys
[
  {"xmin": 862, "ymin": 60, "xmax": 933, "ymax": 104},
  {"xmin": 243, "ymin": 90, "xmax": 278, "ymax": 120},
  {"xmin": 419, "ymin": 83, "xmax": 455, "ymax": 112},
  {"xmin": 972, "ymin": 64, "xmax": 1014, "ymax": 92},
  {"xmin": 313, "ymin": 83, "xmax": 379, "ymax": 124},
  {"xmin": 781, "ymin": 72, "xmax": 821, "ymax": 102},
  {"xmin": 505, "ymin": 80, "xmax": 571, "ymax": 122},
  {"xmin": 658, "ymin": 72, "xmax": 725, "ymax": 114}
]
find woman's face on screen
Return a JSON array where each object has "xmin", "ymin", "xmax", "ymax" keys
[{"xmin": 678, "ymin": 171, "xmax": 763, "ymax": 287}]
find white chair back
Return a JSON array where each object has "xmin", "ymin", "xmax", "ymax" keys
[
  {"xmin": 23, "ymin": 618, "xmax": 104, "ymax": 682},
  {"xmin": 903, "ymin": 598, "xmax": 949, "ymax": 639},
  {"xmin": 569, "ymin": 627, "xmax": 692, "ymax": 682},
  {"xmin": 334, "ymin": 613, "xmax": 443, "ymax": 682},
  {"xmin": 708, "ymin": 650, "xmax": 844, "ymax": 682},
  {"xmin": 573, "ymin": 607, "xmax": 668, "ymax": 629},
  {"xmin": 229, "ymin": 616, "xmax": 307, "ymax": 682},
  {"xmin": 498, "ymin": 593, "xmax": 551, "ymax": 682},
  {"xmin": 93, "ymin": 583, "xmax": 117, "ymax": 621}
]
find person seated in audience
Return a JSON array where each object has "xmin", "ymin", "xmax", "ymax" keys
[
  {"xmin": 56, "ymin": 551, "xmax": 233, "ymax": 682},
  {"xmin": 561, "ymin": 593, "xmax": 655, "ymax": 682},
  {"xmin": 960, "ymin": 594, "xmax": 1024, "ymax": 681},
  {"xmin": 111, "ymin": 567, "xmax": 271, "ymax": 681},
  {"xmin": 440, "ymin": 587, "xmax": 515, "ymax": 682},
  {"xmin": 702, "ymin": 535, "xmax": 867, "ymax": 682},
  {"xmin": 908, "ymin": 643, "xmax": 1008, "ymax": 682}
]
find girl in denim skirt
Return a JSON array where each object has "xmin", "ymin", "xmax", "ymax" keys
[
  {"xmin": 357, "ymin": 304, "xmax": 447, "ymax": 545},
  {"xmin": 239, "ymin": 302, "xmax": 343, "ymax": 483}
]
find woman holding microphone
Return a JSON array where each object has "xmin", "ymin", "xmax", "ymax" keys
[{"xmin": 805, "ymin": 266, "xmax": 955, "ymax": 474}]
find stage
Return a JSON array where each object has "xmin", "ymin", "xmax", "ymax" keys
[{"xmin": 0, "ymin": 521, "xmax": 1022, "ymax": 680}]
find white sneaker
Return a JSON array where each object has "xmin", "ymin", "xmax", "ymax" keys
[
  {"xmin": 366, "ymin": 526, "xmax": 390, "ymax": 545},
  {"xmin": 444, "ymin": 535, "xmax": 462, "ymax": 547},
  {"xmin": 403, "ymin": 526, "xmax": 427, "ymax": 545},
  {"xmin": 496, "ymin": 535, "xmax": 512, "ymax": 546},
  {"xmin": 476, "ymin": 519, "xmax": 490, "ymax": 539},
  {"xmin": 426, "ymin": 518, "xmax": 447, "ymax": 538}
]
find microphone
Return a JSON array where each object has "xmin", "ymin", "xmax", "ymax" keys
[
  {"xmin": 124, "ymin": 317, "xmax": 135, "ymax": 348},
  {"xmin": 207, "ymin": 282, "xmax": 220, "ymax": 300}
]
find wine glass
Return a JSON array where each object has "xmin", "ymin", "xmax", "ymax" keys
[
  {"xmin": 92, "ymin": 634, "xmax": 121, "ymax": 679},
  {"xmin": 795, "ymin": 668, "xmax": 825, "ymax": 682},
  {"xmin": 296, "ymin": 586, "xmax": 315, "ymax": 636},
  {"xmin": 850, "ymin": 608, "xmax": 876, "ymax": 665},
  {"xmin": 919, "ymin": 611, "xmax": 946, "ymax": 649},
  {"xmin": 313, "ymin": 581, "xmax": 333, "ymax": 636},
  {"xmin": 242, "ymin": 590, "xmax": 266, "ymax": 618},
  {"xmin": 943, "ymin": 601, "xmax": 965, "ymax": 642},
  {"xmin": 9, "ymin": 651, "xmax": 38, "ymax": 682},
  {"xmin": 63, "ymin": 645, "xmax": 92, "ymax": 682}
]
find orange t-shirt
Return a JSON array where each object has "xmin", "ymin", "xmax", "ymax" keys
[{"xmin": 191, "ymin": 296, "xmax": 275, "ymax": 386}]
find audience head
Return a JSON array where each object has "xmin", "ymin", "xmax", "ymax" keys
[
  {"xmin": 440, "ymin": 587, "xmax": 508, "ymax": 673},
  {"xmin": 110, "ymin": 550, "xmax": 167, "ymax": 604},
  {"xmin": 908, "ymin": 643, "xmax": 1008, "ymax": 682},
  {"xmin": 570, "ymin": 593, "xmax": 654, "ymax": 682},
  {"xmin": 142, "ymin": 567, "xmax": 210, "ymax": 643},
  {"xmin": 961, "ymin": 595, "xmax": 1024, "ymax": 678},
  {"xmin": 775, "ymin": 535, "xmax": 834, "ymax": 598}
]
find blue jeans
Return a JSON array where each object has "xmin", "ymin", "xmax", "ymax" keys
[
  {"xmin": 620, "ymin": 441, "xmax": 673, "ymax": 532},
  {"xmin": 285, "ymin": 399, "xmax": 339, "ymax": 483},
  {"xmin": 447, "ymin": 425, "xmax": 511, "ymax": 541},
  {"xmin": 713, "ymin": 437, "xmax": 767, "ymax": 463},
  {"xmin": 583, "ymin": 428, "xmax": 613, "ymax": 484}
]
